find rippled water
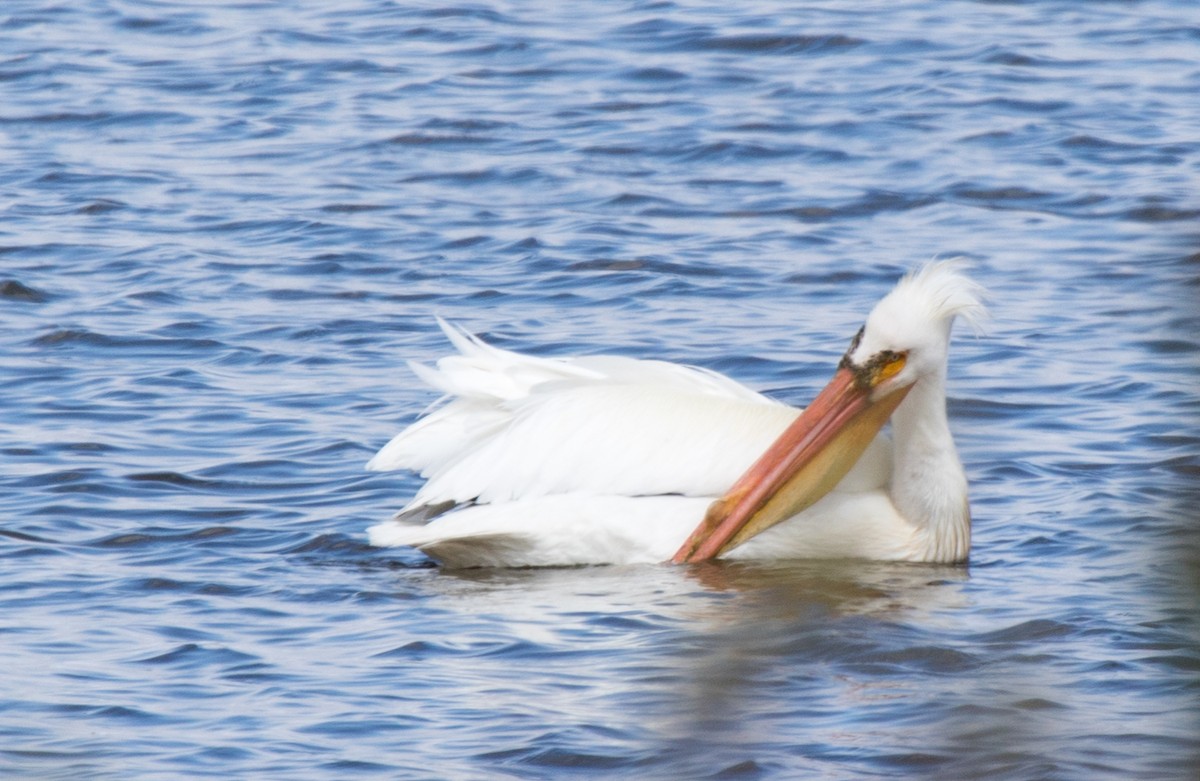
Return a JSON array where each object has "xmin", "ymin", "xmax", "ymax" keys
[{"xmin": 3, "ymin": 1, "xmax": 1199, "ymax": 778}]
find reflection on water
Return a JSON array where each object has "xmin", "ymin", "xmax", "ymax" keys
[
  {"xmin": 684, "ymin": 560, "xmax": 972, "ymax": 618},
  {"xmin": 431, "ymin": 559, "xmax": 971, "ymax": 629},
  {"xmin": 424, "ymin": 561, "xmax": 983, "ymax": 776},
  {"xmin": 665, "ymin": 563, "xmax": 977, "ymax": 777}
]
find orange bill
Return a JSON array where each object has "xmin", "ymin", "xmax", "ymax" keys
[{"xmin": 671, "ymin": 366, "xmax": 910, "ymax": 563}]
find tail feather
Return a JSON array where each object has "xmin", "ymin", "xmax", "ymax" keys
[{"xmin": 367, "ymin": 319, "xmax": 607, "ymax": 475}]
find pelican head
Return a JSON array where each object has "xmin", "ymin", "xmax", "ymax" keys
[
  {"xmin": 844, "ymin": 262, "xmax": 986, "ymax": 399},
  {"xmin": 673, "ymin": 262, "xmax": 985, "ymax": 563}
]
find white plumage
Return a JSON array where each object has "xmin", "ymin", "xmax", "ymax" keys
[{"xmin": 367, "ymin": 262, "xmax": 984, "ymax": 568}]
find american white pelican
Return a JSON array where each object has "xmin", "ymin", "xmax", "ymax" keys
[{"xmin": 367, "ymin": 262, "xmax": 984, "ymax": 568}]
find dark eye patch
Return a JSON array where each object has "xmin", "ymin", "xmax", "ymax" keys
[
  {"xmin": 865, "ymin": 350, "xmax": 904, "ymax": 371},
  {"xmin": 839, "ymin": 327, "xmax": 906, "ymax": 390}
]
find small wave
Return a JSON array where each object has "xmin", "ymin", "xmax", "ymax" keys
[
  {"xmin": 974, "ymin": 619, "xmax": 1076, "ymax": 644},
  {"xmin": 93, "ymin": 526, "xmax": 240, "ymax": 548},
  {"xmin": 0, "ymin": 279, "xmax": 48, "ymax": 302},
  {"xmin": 285, "ymin": 533, "xmax": 378, "ymax": 556},
  {"xmin": 126, "ymin": 471, "xmax": 223, "ymax": 489},
  {"xmin": 692, "ymin": 33, "xmax": 866, "ymax": 55},
  {"xmin": 387, "ymin": 132, "xmax": 498, "ymax": 147},
  {"xmin": 30, "ymin": 328, "xmax": 224, "ymax": 353},
  {"xmin": 0, "ymin": 528, "xmax": 52, "ymax": 543},
  {"xmin": 135, "ymin": 642, "xmax": 259, "ymax": 668},
  {"xmin": 76, "ymin": 198, "xmax": 126, "ymax": 215},
  {"xmin": 1122, "ymin": 205, "xmax": 1200, "ymax": 223}
]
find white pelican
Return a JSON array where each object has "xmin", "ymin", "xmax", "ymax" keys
[{"xmin": 367, "ymin": 262, "xmax": 985, "ymax": 568}]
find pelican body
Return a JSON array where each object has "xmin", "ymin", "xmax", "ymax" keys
[{"xmin": 367, "ymin": 263, "xmax": 984, "ymax": 568}]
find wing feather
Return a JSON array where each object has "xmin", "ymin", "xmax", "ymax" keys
[{"xmin": 366, "ymin": 321, "xmax": 802, "ymax": 509}]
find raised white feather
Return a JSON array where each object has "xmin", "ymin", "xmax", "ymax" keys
[
  {"xmin": 367, "ymin": 319, "xmax": 859, "ymax": 507},
  {"xmin": 367, "ymin": 262, "xmax": 983, "ymax": 568}
]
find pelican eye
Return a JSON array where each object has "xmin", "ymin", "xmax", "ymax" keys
[{"xmin": 873, "ymin": 351, "xmax": 907, "ymax": 383}]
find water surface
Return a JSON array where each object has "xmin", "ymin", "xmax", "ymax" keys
[{"xmin": 2, "ymin": 1, "xmax": 1199, "ymax": 778}]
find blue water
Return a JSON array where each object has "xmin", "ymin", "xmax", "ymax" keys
[{"xmin": 3, "ymin": 0, "xmax": 1199, "ymax": 778}]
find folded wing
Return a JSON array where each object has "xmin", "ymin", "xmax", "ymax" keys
[{"xmin": 367, "ymin": 319, "xmax": 819, "ymax": 512}]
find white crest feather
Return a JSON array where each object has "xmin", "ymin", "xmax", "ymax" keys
[{"xmin": 889, "ymin": 260, "xmax": 988, "ymax": 334}]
